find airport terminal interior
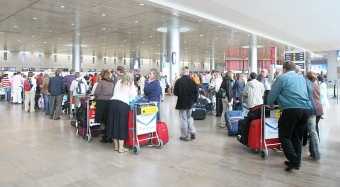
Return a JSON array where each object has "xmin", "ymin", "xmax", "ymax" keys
[{"xmin": 0, "ymin": 0, "xmax": 340, "ymax": 186}]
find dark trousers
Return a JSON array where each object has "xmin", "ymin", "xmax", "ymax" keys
[
  {"xmin": 279, "ymin": 108, "xmax": 310, "ymax": 166},
  {"xmin": 216, "ymin": 94, "xmax": 223, "ymax": 116},
  {"xmin": 49, "ymin": 95, "xmax": 63, "ymax": 119}
]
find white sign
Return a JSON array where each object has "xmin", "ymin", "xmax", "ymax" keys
[
  {"xmin": 136, "ymin": 113, "xmax": 157, "ymax": 135},
  {"xmin": 264, "ymin": 118, "xmax": 279, "ymax": 139}
]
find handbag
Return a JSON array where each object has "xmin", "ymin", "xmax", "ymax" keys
[{"xmin": 217, "ymin": 88, "xmax": 226, "ymax": 98}]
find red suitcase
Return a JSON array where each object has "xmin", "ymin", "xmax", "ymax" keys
[
  {"xmin": 125, "ymin": 111, "xmax": 149, "ymax": 148},
  {"xmin": 248, "ymin": 119, "xmax": 262, "ymax": 151},
  {"xmin": 152, "ymin": 121, "xmax": 169, "ymax": 145}
]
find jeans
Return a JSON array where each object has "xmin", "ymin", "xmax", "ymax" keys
[
  {"xmin": 307, "ymin": 115, "xmax": 320, "ymax": 160},
  {"xmin": 278, "ymin": 108, "xmax": 310, "ymax": 166},
  {"xmin": 43, "ymin": 94, "xmax": 50, "ymax": 115},
  {"xmin": 179, "ymin": 109, "xmax": 196, "ymax": 138},
  {"xmin": 4, "ymin": 88, "xmax": 11, "ymax": 102}
]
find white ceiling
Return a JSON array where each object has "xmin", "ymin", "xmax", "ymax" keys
[
  {"xmin": 0, "ymin": 0, "xmax": 288, "ymax": 64},
  {"xmin": 147, "ymin": 0, "xmax": 340, "ymax": 52}
]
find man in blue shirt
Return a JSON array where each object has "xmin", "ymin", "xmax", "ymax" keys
[{"xmin": 268, "ymin": 62, "xmax": 312, "ymax": 172}]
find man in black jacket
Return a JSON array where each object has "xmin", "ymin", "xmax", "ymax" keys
[
  {"xmin": 174, "ymin": 66, "xmax": 198, "ymax": 141},
  {"xmin": 48, "ymin": 70, "xmax": 65, "ymax": 120}
]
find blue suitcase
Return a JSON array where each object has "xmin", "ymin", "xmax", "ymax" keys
[{"xmin": 225, "ymin": 111, "xmax": 243, "ymax": 136}]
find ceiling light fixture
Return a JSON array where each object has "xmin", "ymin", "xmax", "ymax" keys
[
  {"xmin": 60, "ymin": 5, "xmax": 65, "ymax": 8},
  {"xmin": 32, "ymin": 17, "xmax": 38, "ymax": 21},
  {"xmin": 139, "ymin": 3, "xmax": 145, "ymax": 6},
  {"xmin": 101, "ymin": 13, "xmax": 106, "ymax": 17},
  {"xmin": 156, "ymin": 26, "xmax": 191, "ymax": 33},
  {"xmin": 13, "ymin": 25, "xmax": 18, "ymax": 29},
  {"xmin": 199, "ymin": 34, "xmax": 204, "ymax": 37},
  {"xmin": 241, "ymin": 45, "xmax": 264, "ymax": 48},
  {"xmin": 135, "ymin": 20, "xmax": 139, "ymax": 24},
  {"xmin": 64, "ymin": 44, "xmax": 88, "ymax": 47}
]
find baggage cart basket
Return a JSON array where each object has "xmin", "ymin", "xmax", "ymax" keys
[
  {"xmin": 260, "ymin": 105, "xmax": 282, "ymax": 159},
  {"xmin": 75, "ymin": 96, "xmax": 101, "ymax": 142},
  {"xmin": 130, "ymin": 102, "xmax": 163, "ymax": 154}
]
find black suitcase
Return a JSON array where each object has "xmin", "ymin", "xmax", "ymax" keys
[{"xmin": 191, "ymin": 103, "xmax": 207, "ymax": 120}]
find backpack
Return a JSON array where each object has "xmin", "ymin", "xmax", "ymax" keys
[
  {"xmin": 75, "ymin": 79, "xmax": 85, "ymax": 95},
  {"xmin": 24, "ymin": 79, "xmax": 33, "ymax": 92}
]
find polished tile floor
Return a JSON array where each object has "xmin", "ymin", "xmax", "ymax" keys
[{"xmin": 0, "ymin": 96, "xmax": 339, "ymax": 187}]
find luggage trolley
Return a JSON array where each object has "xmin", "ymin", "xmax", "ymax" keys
[
  {"xmin": 130, "ymin": 102, "xmax": 163, "ymax": 154},
  {"xmin": 75, "ymin": 96, "xmax": 101, "ymax": 142},
  {"xmin": 259, "ymin": 105, "xmax": 282, "ymax": 159}
]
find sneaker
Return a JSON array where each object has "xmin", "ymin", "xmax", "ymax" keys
[
  {"xmin": 190, "ymin": 133, "xmax": 196, "ymax": 140},
  {"xmin": 179, "ymin": 137, "xmax": 190, "ymax": 141}
]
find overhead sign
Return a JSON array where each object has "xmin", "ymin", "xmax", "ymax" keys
[{"xmin": 284, "ymin": 51, "xmax": 305, "ymax": 62}]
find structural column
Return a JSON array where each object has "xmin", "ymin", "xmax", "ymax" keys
[
  {"xmin": 160, "ymin": 32, "xmax": 168, "ymax": 74},
  {"xmin": 209, "ymin": 45, "xmax": 215, "ymax": 71},
  {"xmin": 248, "ymin": 34, "xmax": 258, "ymax": 73},
  {"xmin": 72, "ymin": 11, "xmax": 81, "ymax": 72},
  {"xmin": 167, "ymin": 17, "xmax": 180, "ymax": 86}
]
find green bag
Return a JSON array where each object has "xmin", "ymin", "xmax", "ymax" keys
[{"xmin": 217, "ymin": 88, "xmax": 226, "ymax": 98}]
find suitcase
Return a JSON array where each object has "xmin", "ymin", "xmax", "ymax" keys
[
  {"xmin": 152, "ymin": 121, "xmax": 169, "ymax": 145},
  {"xmin": 192, "ymin": 103, "xmax": 207, "ymax": 120},
  {"xmin": 225, "ymin": 111, "xmax": 243, "ymax": 136},
  {"xmin": 248, "ymin": 119, "xmax": 262, "ymax": 151}
]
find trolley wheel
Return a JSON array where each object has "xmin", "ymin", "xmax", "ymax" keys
[
  {"xmin": 157, "ymin": 140, "xmax": 164, "ymax": 149},
  {"xmin": 133, "ymin": 146, "xmax": 141, "ymax": 154},
  {"xmin": 260, "ymin": 150, "xmax": 268, "ymax": 159}
]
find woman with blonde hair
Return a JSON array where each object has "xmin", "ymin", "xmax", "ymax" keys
[{"xmin": 107, "ymin": 67, "xmax": 137, "ymax": 153}]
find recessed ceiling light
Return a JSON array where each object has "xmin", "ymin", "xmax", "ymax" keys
[
  {"xmin": 13, "ymin": 25, "xmax": 18, "ymax": 29},
  {"xmin": 60, "ymin": 5, "xmax": 65, "ymax": 8},
  {"xmin": 101, "ymin": 27, "xmax": 107, "ymax": 31},
  {"xmin": 139, "ymin": 3, "xmax": 145, "ymax": 6},
  {"xmin": 149, "ymin": 35, "xmax": 153, "ymax": 38},
  {"xmin": 135, "ymin": 20, "xmax": 139, "ymax": 24},
  {"xmin": 199, "ymin": 34, "xmax": 204, "ymax": 37},
  {"xmin": 32, "ymin": 17, "xmax": 38, "ymax": 21},
  {"xmin": 17, "ymin": 39, "xmax": 21, "ymax": 42},
  {"xmin": 43, "ymin": 41, "xmax": 47, "ymax": 44},
  {"xmin": 71, "ymin": 23, "xmax": 75, "ymax": 26},
  {"xmin": 101, "ymin": 13, "xmax": 106, "ymax": 17}
]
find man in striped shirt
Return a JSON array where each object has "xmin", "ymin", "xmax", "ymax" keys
[{"xmin": 1, "ymin": 74, "xmax": 11, "ymax": 102}]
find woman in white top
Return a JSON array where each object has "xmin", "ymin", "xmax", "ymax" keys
[
  {"xmin": 107, "ymin": 67, "xmax": 137, "ymax": 153},
  {"xmin": 318, "ymin": 76, "xmax": 329, "ymax": 115}
]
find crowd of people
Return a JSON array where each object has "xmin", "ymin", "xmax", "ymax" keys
[
  {"xmin": 0, "ymin": 63, "xmax": 331, "ymax": 166},
  {"xmin": 0, "ymin": 66, "xmax": 164, "ymax": 154},
  {"xmin": 172, "ymin": 63, "xmax": 329, "ymax": 172}
]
